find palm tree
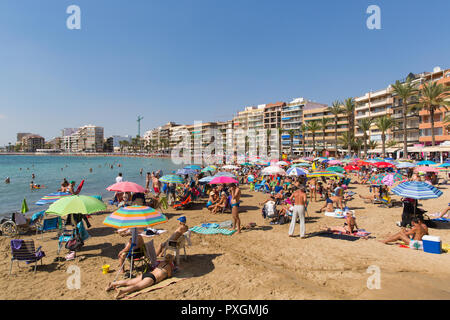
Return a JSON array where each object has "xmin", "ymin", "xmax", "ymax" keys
[
  {"xmin": 278, "ymin": 127, "xmax": 283, "ymax": 160},
  {"xmin": 343, "ymin": 98, "xmax": 356, "ymax": 156},
  {"xmin": 328, "ymin": 100, "xmax": 343, "ymax": 155},
  {"xmin": 374, "ymin": 116, "xmax": 395, "ymax": 157},
  {"xmin": 306, "ymin": 121, "xmax": 320, "ymax": 153},
  {"xmin": 244, "ymin": 135, "xmax": 249, "ymax": 157},
  {"xmin": 319, "ymin": 117, "xmax": 330, "ymax": 152},
  {"xmin": 358, "ymin": 118, "xmax": 372, "ymax": 158},
  {"xmin": 391, "ymin": 79, "xmax": 418, "ymax": 158},
  {"xmin": 287, "ymin": 129, "xmax": 296, "ymax": 157},
  {"xmin": 444, "ymin": 114, "xmax": 450, "ymax": 130},
  {"xmin": 410, "ymin": 82, "xmax": 450, "ymax": 146},
  {"xmin": 368, "ymin": 140, "xmax": 378, "ymax": 151},
  {"xmin": 266, "ymin": 128, "xmax": 272, "ymax": 157},
  {"xmin": 300, "ymin": 123, "xmax": 307, "ymax": 157},
  {"xmin": 338, "ymin": 132, "xmax": 354, "ymax": 153}
]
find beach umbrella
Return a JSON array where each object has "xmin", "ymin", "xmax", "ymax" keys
[
  {"xmin": 199, "ymin": 176, "xmax": 215, "ymax": 183},
  {"xmin": 209, "ymin": 176, "xmax": 239, "ymax": 184},
  {"xmin": 286, "ymin": 167, "xmax": 309, "ymax": 176},
  {"xmin": 254, "ymin": 160, "xmax": 269, "ymax": 166},
  {"xmin": 327, "ymin": 160, "xmax": 342, "ymax": 165},
  {"xmin": 291, "ymin": 163, "xmax": 311, "ymax": 168},
  {"xmin": 222, "ymin": 165, "xmax": 239, "ymax": 170},
  {"xmin": 438, "ymin": 163, "xmax": 450, "ymax": 168},
  {"xmin": 292, "ymin": 159, "xmax": 310, "ymax": 163},
  {"xmin": 397, "ymin": 162, "xmax": 416, "ymax": 169},
  {"xmin": 201, "ymin": 166, "xmax": 216, "ymax": 173},
  {"xmin": 391, "ymin": 181, "xmax": 443, "ymax": 200},
  {"xmin": 36, "ymin": 192, "xmax": 72, "ymax": 206},
  {"xmin": 417, "ymin": 160, "xmax": 436, "ymax": 166},
  {"xmin": 368, "ymin": 174, "xmax": 385, "ymax": 185},
  {"xmin": 384, "ymin": 157, "xmax": 394, "ymax": 161},
  {"xmin": 306, "ymin": 171, "xmax": 344, "ymax": 178},
  {"xmin": 356, "ymin": 160, "xmax": 371, "ymax": 166},
  {"xmin": 327, "ymin": 166, "xmax": 345, "ymax": 173},
  {"xmin": 247, "ymin": 174, "xmax": 255, "ymax": 182},
  {"xmin": 414, "ymin": 166, "xmax": 439, "ymax": 173},
  {"xmin": 46, "ymin": 195, "xmax": 107, "ymax": 216},
  {"xmin": 276, "ymin": 161, "xmax": 290, "ymax": 166},
  {"xmin": 184, "ymin": 165, "xmax": 201, "ymax": 170},
  {"xmin": 103, "ymin": 206, "xmax": 167, "ymax": 229},
  {"xmin": 261, "ymin": 165, "xmax": 286, "ymax": 176},
  {"xmin": 344, "ymin": 165, "xmax": 360, "ymax": 171},
  {"xmin": 106, "ymin": 181, "xmax": 146, "ymax": 193},
  {"xmin": 373, "ymin": 162, "xmax": 396, "ymax": 168},
  {"xmin": 159, "ymin": 175, "xmax": 185, "ymax": 184},
  {"xmin": 382, "ymin": 173, "xmax": 407, "ymax": 187},
  {"xmin": 214, "ymin": 172, "xmax": 236, "ymax": 178},
  {"xmin": 240, "ymin": 162, "xmax": 253, "ymax": 166},
  {"xmin": 176, "ymin": 168, "xmax": 197, "ymax": 175}
]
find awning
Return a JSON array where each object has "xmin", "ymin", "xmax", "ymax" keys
[{"xmin": 367, "ymin": 148, "xmax": 400, "ymax": 154}]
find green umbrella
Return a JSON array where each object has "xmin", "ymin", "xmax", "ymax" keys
[
  {"xmin": 21, "ymin": 198, "xmax": 29, "ymax": 214},
  {"xmin": 45, "ymin": 195, "xmax": 107, "ymax": 216},
  {"xmin": 201, "ymin": 166, "xmax": 216, "ymax": 173},
  {"xmin": 327, "ymin": 166, "xmax": 345, "ymax": 173}
]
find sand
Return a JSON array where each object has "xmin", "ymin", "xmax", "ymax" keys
[{"xmin": 1, "ymin": 180, "xmax": 450, "ymax": 300}]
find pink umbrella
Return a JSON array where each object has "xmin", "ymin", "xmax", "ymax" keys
[
  {"xmin": 106, "ymin": 181, "xmax": 146, "ymax": 193},
  {"xmin": 414, "ymin": 166, "xmax": 439, "ymax": 173},
  {"xmin": 209, "ymin": 176, "xmax": 239, "ymax": 184},
  {"xmin": 327, "ymin": 160, "xmax": 342, "ymax": 165}
]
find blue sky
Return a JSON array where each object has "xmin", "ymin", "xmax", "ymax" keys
[{"xmin": 0, "ymin": 0, "xmax": 449, "ymax": 145}]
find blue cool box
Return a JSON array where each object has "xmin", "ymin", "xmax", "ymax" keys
[{"xmin": 422, "ymin": 235, "xmax": 441, "ymax": 254}]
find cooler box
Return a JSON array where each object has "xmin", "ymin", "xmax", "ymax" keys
[{"xmin": 422, "ymin": 235, "xmax": 442, "ymax": 254}]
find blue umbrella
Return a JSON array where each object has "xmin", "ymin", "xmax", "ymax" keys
[
  {"xmin": 199, "ymin": 176, "xmax": 214, "ymax": 183},
  {"xmin": 176, "ymin": 168, "xmax": 197, "ymax": 175},
  {"xmin": 391, "ymin": 181, "xmax": 443, "ymax": 200},
  {"xmin": 286, "ymin": 167, "xmax": 308, "ymax": 176},
  {"xmin": 36, "ymin": 192, "xmax": 72, "ymax": 206},
  {"xmin": 438, "ymin": 163, "xmax": 450, "ymax": 168},
  {"xmin": 184, "ymin": 165, "xmax": 202, "ymax": 171},
  {"xmin": 417, "ymin": 160, "xmax": 436, "ymax": 166},
  {"xmin": 397, "ymin": 162, "xmax": 416, "ymax": 169},
  {"xmin": 213, "ymin": 172, "xmax": 236, "ymax": 178}
]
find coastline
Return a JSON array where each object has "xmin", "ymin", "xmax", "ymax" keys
[{"xmin": 0, "ymin": 152, "xmax": 172, "ymax": 159}]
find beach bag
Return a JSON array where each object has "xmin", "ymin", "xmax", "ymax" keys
[{"xmin": 65, "ymin": 230, "xmax": 84, "ymax": 252}]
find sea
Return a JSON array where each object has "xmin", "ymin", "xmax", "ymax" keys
[{"xmin": 0, "ymin": 155, "xmax": 183, "ymax": 218}]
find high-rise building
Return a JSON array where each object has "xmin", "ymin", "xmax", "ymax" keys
[{"xmin": 21, "ymin": 134, "xmax": 45, "ymax": 152}]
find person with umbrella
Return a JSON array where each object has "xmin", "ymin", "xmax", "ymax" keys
[{"xmin": 106, "ymin": 253, "xmax": 175, "ymax": 300}]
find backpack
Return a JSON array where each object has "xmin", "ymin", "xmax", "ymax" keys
[{"xmin": 65, "ymin": 229, "xmax": 84, "ymax": 252}]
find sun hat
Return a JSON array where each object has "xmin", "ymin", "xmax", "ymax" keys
[{"xmin": 177, "ymin": 216, "xmax": 186, "ymax": 223}]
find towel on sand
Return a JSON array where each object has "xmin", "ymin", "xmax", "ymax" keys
[
  {"xmin": 140, "ymin": 228, "xmax": 168, "ymax": 237},
  {"xmin": 201, "ymin": 223, "xmax": 220, "ymax": 228},
  {"xmin": 190, "ymin": 226, "xmax": 236, "ymax": 236},
  {"xmin": 123, "ymin": 272, "xmax": 192, "ymax": 299}
]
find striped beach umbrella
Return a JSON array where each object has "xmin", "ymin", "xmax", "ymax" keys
[
  {"xmin": 391, "ymin": 181, "xmax": 443, "ymax": 200},
  {"xmin": 286, "ymin": 167, "xmax": 309, "ymax": 176},
  {"xmin": 103, "ymin": 206, "xmax": 168, "ymax": 229},
  {"xmin": 438, "ymin": 163, "xmax": 450, "ymax": 168},
  {"xmin": 199, "ymin": 176, "xmax": 214, "ymax": 183},
  {"xmin": 184, "ymin": 165, "xmax": 202, "ymax": 170},
  {"xmin": 159, "ymin": 174, "xmax": 184, "ymax": 184},
  {"xmin": 201, "ymin": 166, "xmax": 216, "ymax": 173},
  {"xmin": 291, "ymin": 163, "xmax": 311, "ymax": 168},
  {"xmin": 307, "ymin": 171, "xmax": 344, "ymax": 178},
  {"xmin": 214, "ymin": 172, "xmax": 237, "ymax": 178},
  {"xmin": 36, "ymin": 192, "xmax": 72, "ymax": 206},
  {"xmin": 327, "ymin": 160, "xmax": 342, "ymax": 165},
  {"xmin": 261, "ymin": 165, "xmax": 286, "ymax": 176},
  {"xmin": 176, "ymin": 168, "xmax": 197, "ymax": 175}
]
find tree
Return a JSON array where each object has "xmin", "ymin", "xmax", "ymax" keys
[
  {"xmin": 410, "ymin": 81, "xmax": 450, "ymax": 146},
  {"xmin": 287, "ymin": 129, "xmax": 296, "ymax": 158},
  {"xmin": 391, "ymin": 79, "xmax": 418, "ymax": 158},
  {"xmin": 83, "ymin": 138, "xmax": 87, "ymax": 151},
  {"xmin": 319, "ymin": 117, "xmax": 330, "ymax": 152},
  {"xmin": 358, "ymin": 118, "xmax": 372, "ymax": 158},
  {"xmin": 444, "ymin": 114, "xmax": 450, "ymax": 130},
  {"xmin": 368, "ymin": 140, "xmax": 378, "ymax": 151},
  {"xmin": 374, "ymin": 116, "xmax": 395, "ymax": 158},
  {"xmin": 338, "ymin": 132, "xmax": 354, "ymax": 153},
  {"xmin": 328, "ymin": 100, "xmax": 343, "ymax": 155},
  {"xmin": 343, "ymin": 98, "xmax": 356, "ymax": 156},
  {"xmin": 306, "ymin": 121, "xmax": 320, "ymax": 153},
  {"xmin": 300, "ymin": 123, "xmax": 307, "ymax": 157}
]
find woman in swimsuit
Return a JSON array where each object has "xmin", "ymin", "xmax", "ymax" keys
[{"xmin": 106, "ymin": 254, "xmax": 175, "ymax": 300}]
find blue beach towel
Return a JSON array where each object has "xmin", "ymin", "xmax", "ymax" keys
[
  {"xmin": 201, "ymin": 223, "xmax": 220, "ymax": 228},
  {"xmin": 190, "ymin": 226, "xmax": 236, "ymax": 236},
  {"xmin": 432, "ymin": 218, "xmax": 450, "ymax": 223}
]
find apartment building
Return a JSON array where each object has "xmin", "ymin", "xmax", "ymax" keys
[
  {"xmin": 280, "ymin": 98, "xmax": 306, "ymax": 154},
  {"xmin": 301, "ymin": 102, "xmax": 338, "ymax": 152},
  {"xmin": 77, "ymin": 125, "xmax": 105, "ymax": 152},
  {"xmin": 418, "ymin": 68, "xmax": 450, "ymax": 146},
  {"xmin": 21, "ymin": 134, "xmax": 45, "ymax": 152}
]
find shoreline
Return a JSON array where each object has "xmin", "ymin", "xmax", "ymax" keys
[{"xmin": 0, "ymin": 152, "xmax": 172, "ymax": 159}]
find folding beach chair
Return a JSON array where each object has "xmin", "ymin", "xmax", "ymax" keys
[
  {"xmin": 37, "ymin": 216, "xmax": 62, "ymax": 239},
  {"xmin": 254, "ymin": 180, "xmax": 266, "ymax": 192},
  {"xmin": 9, "ymin": 239, "xmax": 45, "ymax": 275}
]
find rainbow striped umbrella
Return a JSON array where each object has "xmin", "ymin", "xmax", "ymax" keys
[
  {"xmin": 36, "ymin": 192, "xmax": 72, "ymax": 206},
  {"xmin": 103, "ymin": 206, "xmax": 168, "ymax": 229}
]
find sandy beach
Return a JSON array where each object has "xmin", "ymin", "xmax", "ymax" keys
[{"xmin": 1, "ymin": 178, "xmax": 449, "ymax": 300}]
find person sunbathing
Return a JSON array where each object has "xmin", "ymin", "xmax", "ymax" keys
[
  {"xmin": 211, "ymin": 188, "xmax": 228, "ymax": 214},
  {"xmin": 117, "ymin": 233, "xmax": 145, "ymax": 274},
  {"xmin": 316, "ymin": 193, "xmax": 335, "ymax": 213},
  {"xmin": 436, "ymin": 204, "xmax": 450, "ymax": 218},
  {"xmin": 106, "ymin": 254, "xmax": 175, "ymax": 300},
  {"xmin": 379, "ymin": 217, "xmax": 428, "ymax": 245},
  {"xmin": 155, "ymin": 216, "xmax": 189, "ymax": 256}
]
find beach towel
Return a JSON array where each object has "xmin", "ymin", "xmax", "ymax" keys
[
  {"xmin": 324, "ymin": 211, "xmax": 345, "ymax": 218},
  {"xmin": 11, "ymin": 239, "xmax": 24, "ymax": 250},
  {"xmin": 190, "ymin": 226, "xmax": 236, "ymax": 236},
  {"xmin": 123, "ymin": 271, "xmax": 192, "ymax": 299},
  {"xmin": 218, "ymin": 220, "xmax": 233, "ymax": 228},
  {"xmin": 201, "ymin": 223, "xmax": 220, "ymax": 228},
  {"xmin": 140, "ymin": 228, "xmax": 167, "ymax": 238},
  {"xmin": 432, "ymin": 218, "xmax": 450, "ymax": 223}
]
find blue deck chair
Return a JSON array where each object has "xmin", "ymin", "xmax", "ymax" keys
[
  {"xmin": 263, "ymin": 184, "xmax": 271, "ymax": 193},
  {"xmin": 254, "ymin": 180, "xmax": 266, "ymax": 191},
  {"xmin": 37, "ymin": 217, "xmax": 62, "ymax": 239},
  {"xmin": 274, "ymin": 186, "xmax": 283, "ymax": 193},
  {"xmin": 9, "ymin": 239, "xmax": 45, "ymax": 275}
]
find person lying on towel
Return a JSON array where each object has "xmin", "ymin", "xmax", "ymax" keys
[
  {"xmin": 380, "ymin": 217, "xmax": 428, "ymax": 245},
  {"xmin": 323, "ymin": 211, "xmax": 358, "ymax": 234},
  {"xmin": 106, "ymin": 254, "xmax": 175, "ymax": 300}
]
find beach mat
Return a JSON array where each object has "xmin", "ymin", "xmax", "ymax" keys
[
  {"xmin": 190, "ymin": 226, "xmax": 236, "ymax": 236},
  {"xmin": 123, "ymin": 272, "xmax": 192, "ymax": 299}
]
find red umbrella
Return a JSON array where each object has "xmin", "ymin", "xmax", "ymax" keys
[
  {"xmin": 106, "ymin": 181, "xmax": 146, "ymax": 193},
  {"xmin": 373, "ymin": 162, "xmax": 396, "ymax": 168},
  {"xmin": 344, "ymin": 165, "xmax": 360, "ymax": 171}
]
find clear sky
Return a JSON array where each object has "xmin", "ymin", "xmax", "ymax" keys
[{"xmin": 0, "ymin": 0, "xmax": 449, "ymax": 145}]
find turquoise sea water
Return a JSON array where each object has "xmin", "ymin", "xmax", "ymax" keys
[{"xmin": 0, "ymin": 155, "xmax": 183, "ymax": 218}]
